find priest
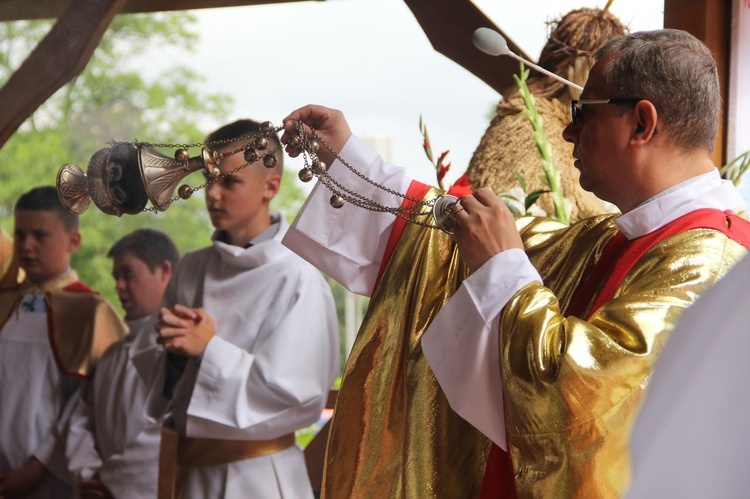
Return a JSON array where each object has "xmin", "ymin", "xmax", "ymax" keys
[{"xmin": 282, "ymin": 29, "xmax": 750, "ymax": 497}]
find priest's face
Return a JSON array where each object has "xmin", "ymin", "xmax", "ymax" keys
[
  {"xmin": 563, "ymin": 53, "xmax": 634, "ymax": 209},
  {"xmin": 14, "ymin": 209, "xmax": 80, "ymax": 286},
  {"xmin": 204, "ymin": 147, "xmax": 281, "ymax": 246},
  {"xmin": 112, "ymin": 252, "xmax": 171, "ymax": 321}
]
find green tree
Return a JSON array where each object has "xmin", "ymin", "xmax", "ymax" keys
[{"xmin": 0, "ymin": 12, "xmax": 306, "ymax": 309}]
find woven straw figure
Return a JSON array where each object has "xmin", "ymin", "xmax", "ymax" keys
[{"xmin": 466, "ymin": 8, "xmax": 627, "ymax": 221}]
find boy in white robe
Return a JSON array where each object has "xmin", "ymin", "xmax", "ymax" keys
[
  {"xmin": 64, "ymin": 229, "xmax": 179, "ymax": 499},
  {"xmin": 142, "ymin": 120, "xmax": 340, "ymax": 498},
  {"xmin": 0, "ymin": 186, "xmax": 125, "ymax": 499}
]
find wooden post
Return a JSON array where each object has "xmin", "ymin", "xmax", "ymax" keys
[
  {"xmin": 664, "ymin": 0, "xmax": 732, "ymax": 165},
  {"xmin": 0, "ymin": 0, "xmax": 127, "ymax": 149},
  {"xmin": 403, "ymin": 0, "xmax": 532, "ymax": 98}
]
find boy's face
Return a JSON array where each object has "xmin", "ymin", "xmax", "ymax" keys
[
  {"xmin": 204, "ymin": 147, "xmax": 280, "ymax": 244},
  {"xmin": 112, "ymin": 252, "xmax": 171, "ymax": 321},
  {"xmin": 14, "ymin": 209, "xmax": 80, "ymax": 286}
]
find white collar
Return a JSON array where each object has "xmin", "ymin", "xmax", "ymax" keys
[
  {"xmin": 615, "ymin": 170, "xmax": 747, "ymax": 240},
  {"xmin": 212, "ymin": 214, "xmax": 290, "ymax": 268}
]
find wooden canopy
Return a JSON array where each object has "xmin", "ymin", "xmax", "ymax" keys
[
  {"xmin": 0, "ymin": 0, "xmax": 315, "ymax": 21},
  {"xmin": 0, "ymin": 0, "xmax": 737, "ymax": 163}
]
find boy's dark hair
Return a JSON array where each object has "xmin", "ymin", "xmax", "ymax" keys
[
  {"xmin": 107, "ymin": 229, "xmax": 180, "ymax": 272},
  {"xmin": 205, "ymin": 119, "xmax": 283, "ymax": 174},
  {"xmin": 15, "ymin": 186, "xmax": 79, "ymax": 232}
]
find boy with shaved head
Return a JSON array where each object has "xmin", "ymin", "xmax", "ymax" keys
[{"xmin": 140, "ymin": 120, "xmax": 340, "ymax": 498}]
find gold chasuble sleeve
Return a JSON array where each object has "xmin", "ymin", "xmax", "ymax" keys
[
  {"xmin": 501, "ymin": 216, "xmax": 748, "ymax": 497},
  {"xmin": 322, "ymin": 188, "xmax": 488, "ymax": 498}
]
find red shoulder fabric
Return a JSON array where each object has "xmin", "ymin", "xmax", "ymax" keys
[
  {"xmin": 63, "ymin": 281, "xmax": 94, "ymax": 293},
  {"xmin": 578, "ymin": 209, "xmax": 750, "ymax": 320}
]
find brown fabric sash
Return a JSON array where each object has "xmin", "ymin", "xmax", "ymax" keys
[{"xmin": 158, "ymin": 426, "xmax": 296, "ymax": 499}]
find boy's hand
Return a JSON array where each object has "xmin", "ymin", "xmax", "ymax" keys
[
  {"xmin": 79, "ymin": 478, "xmax": 115, "ymax": 499},
  {"xmin": 0, "ymin": 458, "xmax": 48, "ymax": 499},
  {"xmin": 156, "ymin": 304, "xmax": 216, "ymax": 358}
]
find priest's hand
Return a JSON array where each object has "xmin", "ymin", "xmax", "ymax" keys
[
  {"xmin": 78, "ymin": 477, "xmax": 115, "ymax": 499},
  {"xmin": 452, "ymin": 188, "xmax": 524, "ymax": 272},
  {"xmin": 0, "ymin": 458, "xmax": 48, "ymax": 499},
  {"xmin": 281, "ymin": 104, "xmax": 352, "ymax": 166},
  {"xmin": 156, "ymin": 304, "xmax": 216, "ymax": 358}
]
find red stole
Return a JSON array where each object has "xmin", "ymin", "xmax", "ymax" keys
[{"xmin": 567, "ymin": 209, "xmax": 750, "ymax": 320}]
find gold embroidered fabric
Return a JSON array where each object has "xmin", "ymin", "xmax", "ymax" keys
[
  {"xmin": 501, "ymin": 215, "xmax": 748, "ymax": 497},
  {"xmin": 48, "ymin": 282, "xmax": 127, "ymax": 377},
  {"xmin": 322, "ymin": 188, "xmax": 488, "ymax": 498}
]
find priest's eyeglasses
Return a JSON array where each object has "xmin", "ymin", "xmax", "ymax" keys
[{"xmin": 570, "ymin": 99, "xmax": 641, "ymax": 124}]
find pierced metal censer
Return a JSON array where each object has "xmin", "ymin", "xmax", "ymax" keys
[{"xmin": 56, "ymin": 120, "xmax": 460, "ymax": 233}]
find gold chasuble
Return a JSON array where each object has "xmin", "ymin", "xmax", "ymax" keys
[
  {"xmin": 322, "ymin": 188, "xmax": 488, "ymax": 498},
  {"xmin": 502, "ymin": 214, "xmax": 749, "ymax": 497}
]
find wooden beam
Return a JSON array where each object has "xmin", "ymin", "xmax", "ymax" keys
[
  {"xmin": 403, "ymin": 0, "xmax": 532, "ymax": 98},
  {"xmin": 0, "ymin": 0, "xmax": 127, "ymax": 148},
  {"xmin": 0, "ymin": 0, "xmax": 320, "ymax": 22},
  {"xmin": 664, "ymin": 0, "xmax": 731, "ymax": 165}
]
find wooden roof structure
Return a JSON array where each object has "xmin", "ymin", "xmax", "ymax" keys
[{"xmin": 0, "ymin": 0, "xmax": 736, "ymax": 165}]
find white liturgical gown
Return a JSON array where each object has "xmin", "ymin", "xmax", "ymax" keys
[
  {"xmin": 0, "ymin": 293, "xmax": 77, "ymax": 498},
  {"xmin": 65, "ymin": 315, "xmax": 161, "ymax": 498},
  {"xmin": 627, "ymin": 253, "xmax": 750, "ymax": 498},
  {"xmin": 138, "ymin": 215, "xmax": 339, "ymax": 498}
]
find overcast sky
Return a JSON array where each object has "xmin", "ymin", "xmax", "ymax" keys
[{"xmin": 185, "ymin": 0, "xmax": 664, "ymax": 186}]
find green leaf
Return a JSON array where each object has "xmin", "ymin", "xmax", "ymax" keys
[
  {"xmin": 525, "ymin": 189, "xmax": 550, "ymax": 209},
  {"xmin": 513, "ymin": 172, "xmax": 527, "ymax": 192},
  {"xmin": 500, "ymin": 193, "xmax": 522, "ymax": 203},
  {"xmin": 503, "ymin": 201, "xmax": 522, "ymax": 217}
]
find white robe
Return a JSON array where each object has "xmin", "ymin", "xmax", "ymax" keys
[
  {"xmin": 284, "ymin": 135, "xmax": 747, "ymax": 450},
  {"xmin": 627, "ymin": 253, "xmax": 750, "ymax": 498},
  {"xmin": 138, "ymin": 215, "xmax": 340, "ymax": 499},
  {"xmin": 64, "ymin": 316, "xmax": 161, "ymax": 498},
  {"xmin": 0, "ymin": 295, "xmax": 77, "ymax": 498}
]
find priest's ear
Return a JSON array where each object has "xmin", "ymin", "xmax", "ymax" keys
[{"xmin": 631, "ymin": 100, "xmax": 659, "ymax": 144}]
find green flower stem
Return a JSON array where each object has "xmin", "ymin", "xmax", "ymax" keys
[
  {"xmin": 514, "ymin": 62, "xmax": 571, "ymax": 225},
  {"xmin": 720, "ymin": 150, "xmax": 750, "ymax": 186}
]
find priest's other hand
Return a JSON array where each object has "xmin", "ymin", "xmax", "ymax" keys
[
  {"xmin": 452, "ymin": 188, "xmax": 524, "ymax": 272},
  {"xmin": 281, "ymin": 104, "xmax": 352, "ymax": 166},
  {"xmin": 156, "ymin": 304, "xmax": 216, "ymax": 358},
  {"xmin": 0, "ymin": 458, "xmax": 47, "ymax": 499}
]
